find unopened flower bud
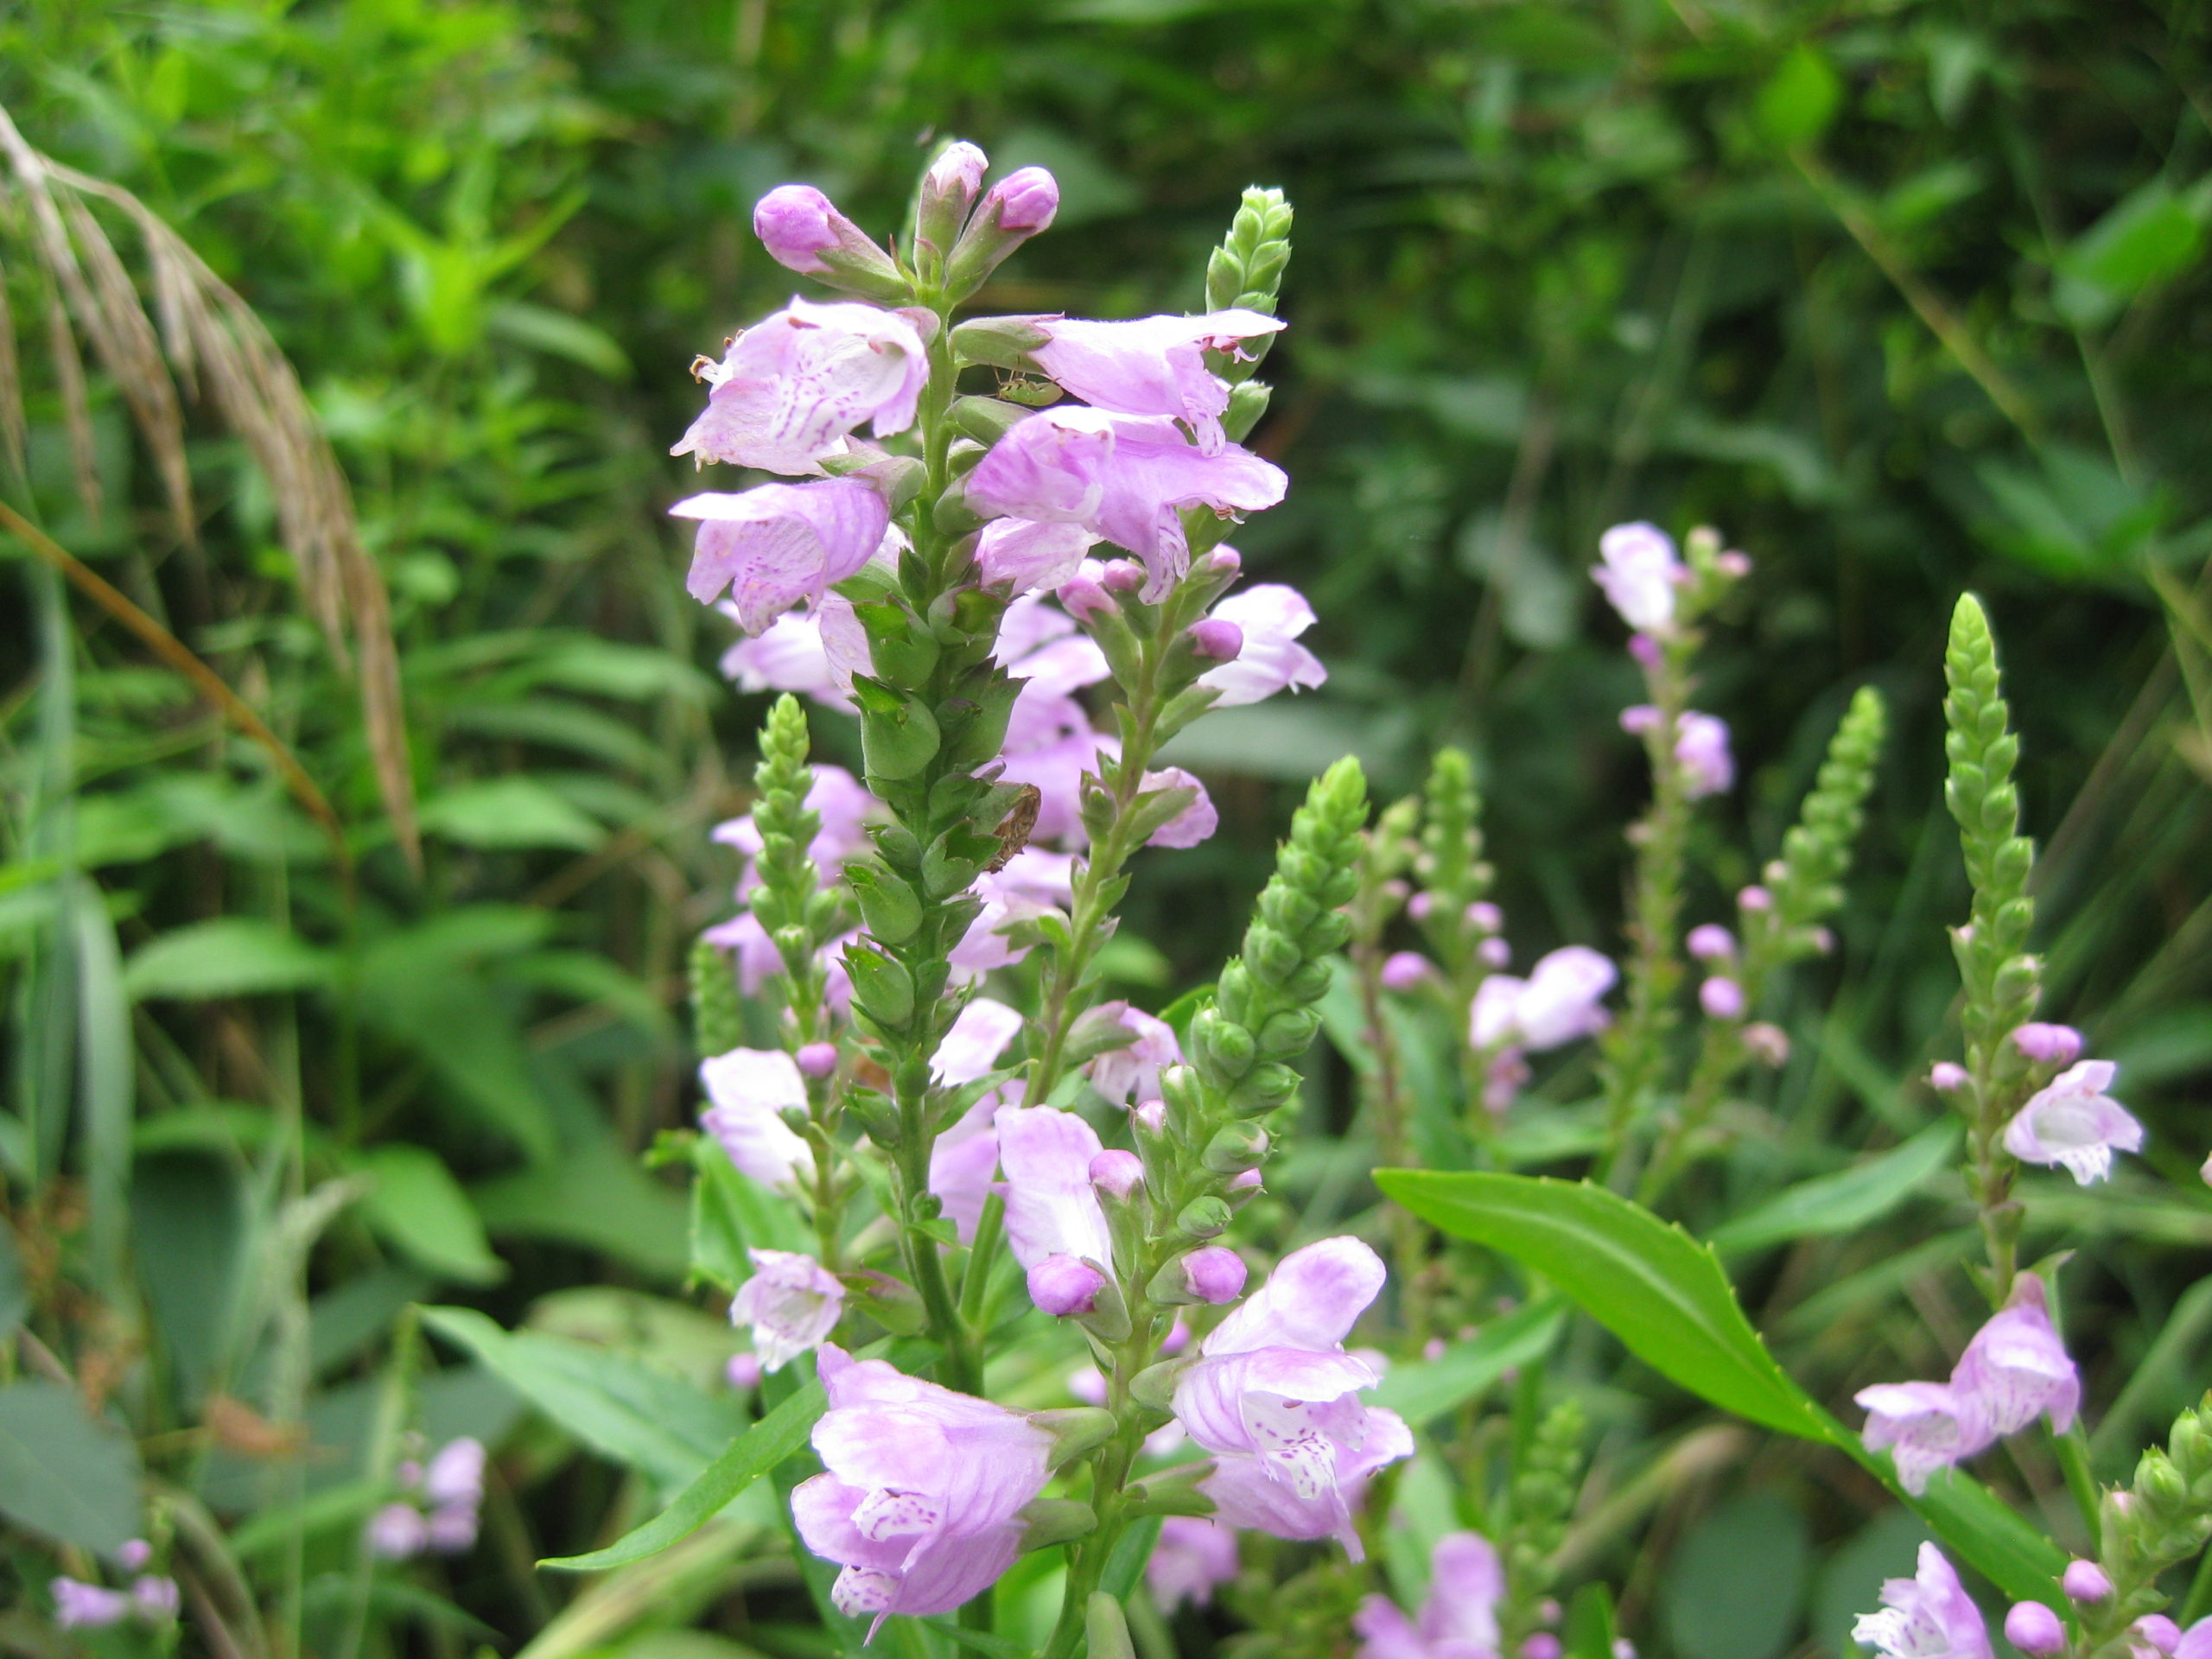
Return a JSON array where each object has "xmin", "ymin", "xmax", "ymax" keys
[
  {"xmin": 1202, "ymin": 1120, "xmax": 1269, "ymax": 1174},
  {"xmin": 1523, "ymin": 1638, "xmax": 1562, "ymax": 1659},
  {"xmin": 918, "ymin": 141, "xmax": 988, "ymax": 245},
  {"xmin": 751, "ymin": 185, "xmax": 906, "ymax": 301},
  {"xmin": 2063, "ymin": 1560, "xmax": 2112, "ymax": 1603},
  {"xmin": 1176, "ymin": 1197, "xmax": 1231, "ymax": 1239},
  {"xmin": 1028, "ymin": 1255, "xmax": 1109, "ymax": 1318},
  {"xmin": 1741, "ymin": 1022, "xmax": 1789, "ymax": 1066},
  {"xmin": 726, "ymin": 1351, "xmax": 763, "ymax": 1389},
  {"xmin": 988, "ymin": 167, "xmax": 1058, "ymax": 232},
  {"xmin": 2005, "ymin": 1605, "xmax": 2065, "ymax": 1656},
  {"xmin": 943, "ymin": 167, "xmax": 1060, "ymax": 295},
  {"xmin": 1381, "ymin": 952, "xmax": 1435, "ymax": 991},
  {"xmin": 2202, "ymin": 1151, "xmax": 2212, "ymax": 1188},
  {"xmin": 1133, "ymin": 1099, "xmax": 1167, "ymax": 1137},
  {"xmin": 2011, "ymin": 1023, "xmax": 2083, "ymax": 1067},
  {"xmin": 1468, "ymin": 900, "xmax": 1503, "ymax": 932},
  {"xmin": 796, "ymin": 1041, "xmax": 838, "ymax": 1079},
  {"xmin": 1101, "ymin": 560, "xmax": 1145, "ymax": 594},
  {"xmin": 1422, "ymin": 1337, "xmax": 1446, "ymax": 1361},
  {"xmin": 2137, "ymin": 1617, "xmax": 2182, "ymax": 1656},
  {"xmin": 1058, "ymin": 575, "xmax": 1114, "ymax": 623},
  {"xmin": 1205, "ymin": 546, "xmax": 1242, "ymax": 577},
  {"xmin": 1930, "ymin": 1061, "xmax": 1970, "ymax": 1092},
  {"xmin": 1180, "ymin": 1246, "xmax": 1247, "ymax": 1305},
  {"xmin": 1190, "ymin": 618, "xmax": 1243, "ymax": 662},
  {"xmin": 1540, "ymin": 1600, "xmax": 1563, "ymax": 1627},
  {"xmin": 1715, "ymin": 550, "xmax": 1752, "ymax": 578},
  {"xmin": 1628, "ymin": 633, "xmax": 1663, "ymax": 671},
  {"xmin": 1090, "ymin": 1150, "xmax": 1145, "ymax": 1201},
  {"xmin": 1408, "ymin": 892, "xmax": 1436, "ymax": 921},
  {"xmin": 1226, "ymin": 1167, "xmax": 1263, "ymax": 1197},
  {"xmin": 1738, "ymin": 885, "xmax": 1773, "ymax": 913},
  {"xmin": 1688, "ymin": 925, "xmax": 1735, "ymax": 961},
  {"xmin": 1478, "ymin": 938, "xmax": 1511, "ymax": 968},
  {"xmin": 1700, "ymin": 977, "xmax": 1745, "ymax": 1020},
  {"xmin": 1612, "ymin": 1643, "xmax": 1637, "ymax": 1659}
]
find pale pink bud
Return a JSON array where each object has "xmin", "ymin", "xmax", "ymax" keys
[
  {"xmin": 118, "ymin": 1541, "xmax": 153, "ymax": 1573},
  {"xmin": 923, "ymin": 142, "xmax": 988, "ymax": 209},
  {"xmin": 1101, "ymin": 559, "xmax": 1145, "ymax": 594},
  {"xmin": 2138, "ymin": 1617, "xmax": 2182, "ymax": 1655},
  {"xmin": 1190, "ymin": 618, "xmax": 1243, "ymax": 662},
  {"xmin": 1613, "ymin": 1643, "xmax": 1638, "ymax": 1659},
  {"xmin": 1742, "ymin": 1023, "xmax": 1790, "ymax": 1066},
  {"xmin": 130, "ymin": 1577, "xmax": 180, "ymax": 1621},
  {"xmin": 2006, "ymin": 1604, "xmax": 2065, "ymax": 1656},
  {"xmin": 1628, "ymin": 633, "xmax": 1663, "ymax": 670},
  {"xmin": 1929, "ymin": 1062, "xmax": 1970, "ymax": 1091},
  {"xmin": 1540, "ymin": 1599, "xmax": 1563, "ymax": 1626},
  {"xmin": 1058, "ymin": 575, "xmax": 1114, "ymax": 623},
  {"xmin": 1381, "ymin": 952, "xmax": 1436, "ymax": 992},
  {"xmin": 988, "ymin": 167, "xmax": 1059, "ymax": 232},
  {"xmin": 1523, "ymin": 1637, "xmax": 1563, "ymax": 1659},
  {"xmin": 1090, "ymin": 1149, "xmax": 1145, "ymax": 1200},
  {"xmin": 1180, "ymin": 1246, "xmax": 1247, "ymax": 1304},
  {"xmin": 1620, "ymin": 703, "xmax": 1661, "ymax": 735},
  {"xmin": 753, "ymin": 184, "xmax": 842, "ymax": 274},
  {"xmin": 1738, "ymin": 885, "xmax": 1773, "ymax": 912},
  {"xmin": 1468, "ymin": 900, "xmax": 1503, "ymax": 932},
  {"xmin": 1478, "ymin": 938, "xmax": 1512, "ymax": 968},
  {"xmin": 1407, "ymin": 892, "xmax": 1436, "ymax": 921},
  {"xmin": 1715, "ymin": 550, "xmax": 1752, "ymax": 578},
  {"xmin": 1808, "ymin": 925, "xmax": 1835, "ymax": 955},
  {"xmin": 2011, "ymin": 1023, "xmax": 2083, "ymax": 1067},
  {"xmin": 796, "ymin": 1041, "xmax": 838, "ymax": 1079},
  {"xmin": 1226, "ymin": 1167, "xmax": 1263, "ymax": 1195},
  {"xmin": 2063, "ymin": 1560, "xmax": 2112, "ymax": 1603},
  {"xmin": 1700, "ymin": 977, "xmax": 1745, "ymax": 1020},
  {"xmin": 726, "ymin": 1351, "xmax": 764, "ymax": 1389},
  {"xmin": 1688, "ymin": 925, "xmax": 1736, "ymax": 961},
  {"xmin": 1028, "ymin": 1254, "xmax": 1109, "ymax": 1317},
  {"xmin": 1133, "ymin": 1100, "xmax": 1167, "ymax": 1136},
  {"xmin": 1421, "ymin": 1337, "xmax": 1446, "ymax": 1361},
  {"xmin": 1206, "ymin": 548, "xmax": 1242, "ymax": 576}
]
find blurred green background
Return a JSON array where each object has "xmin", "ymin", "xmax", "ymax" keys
[{"xmin": 3, "ymin": 0, "xmax": 2210, "ymax": 1653}]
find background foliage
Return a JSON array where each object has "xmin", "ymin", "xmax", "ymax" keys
[{"xmin": 3, "ymin": 2, "xmax": 2209, "ymax": 1656}]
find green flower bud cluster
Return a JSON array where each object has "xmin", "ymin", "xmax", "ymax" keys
[
  {"xmin": 1414, "ymin": 747, "xmax": 1497, "ymax": 980},
  {"xmin": 2077, "ymin": 1395, "xmax": 2212, "ymax": 1659},
  {"xmin": 687, "ymin": 933, "xmax": 744, "ymax": 1060},
  {"xmin": 1206, "ymin": 186, "xmax": 1293, "ymax": 444},
  {"xmin": 1746, "ymin": 684, "xmax": 1885, "ymax": 970},
  {"xmin": 746, "ymin": 694, "xmax": 849, "ymax": 1041},
  {"xmin": 1501, "ymin": 1396, "xmax": 1588, "ymax": 1649}
]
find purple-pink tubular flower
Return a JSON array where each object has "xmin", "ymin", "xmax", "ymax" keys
[
  {"xmin": 1855, "ymin": 1380, "xmax": 1989, "ymax": 1495},
  {"xmin": 1675, "ymin": 711, "xmax": 1734, "ymax": 798},
  {"xmin": 1381, "ymin": 952, "xmax": 1436, "ymax": 992},
  {"xmin": 1353, "ymin": 1530, "xmax": 1503, "ymax": 1659},
  {"xmin": 1470, "ymin": 946, "xmax": 1617, "ymax": 1052},
  {"xmin": 2064, "ymin": 1560, "xmax": 2113, "ymax": 1603},
  {"xmin": 922, "ymin": 143, "xmax": 988, "ymax": 217},
  {"xmin": 1030, "ymin": 310, "xmax": 1286, "ymax": 454},
  {"xmin": 1700, "ymin": 977, "xmax": 1745, "ymax": 1021},
  {"xmin": 976, "ymin": 518, "xmax": 1098, "ymax": 593},
  {"xmin": 752, "ymin": 185, "xmax": 846, "ymax": 276},
  {"xmin": 931, "ymin": 997, "xmax": 1025, "ymax": 1087},
  {"xmin": 700, "ymin": 1047, "xmax": 815, "ymax": 1196},
  {"xmin": 732, "ymin": 1248, "xmax": 845, "ymax": 1372},
  {"xmin": 965, "ymin": 407, "xmax": 1287, "ymax": 601},
  {"xmin": 1181, "ymin": 1246, "xmax": 1249, "ymax": 1305},
  {"xmin": 985, "ymin": 168, "xmax": 1058, "ymax": 233},
  {"xmin": 425, "ymin": 1439, "xmax": 486, "ymax": 1510},
  {"xmin": 673, "ymin": 299, "xmax": 927, "ymax": 477},
  {"xmin": 721, "ymin": 607, "xmax": 842, "ymax": 705},
  {"xmin": 1592, "ymin": 522, "xmax": 1685, "ymax": 635},
  {"xmin": 672, "ymin": 478, "xmax": 891, "ymax": 634},
  {"xmin": 1198, "ymin": 583, "xmax": 1327, "ymax": 707},
  {"xmin": 1853, "ymin": 1544, "xmax": 1993, "ymax": 1659},
  {"xmin": 1688, "ymin": 925, "xmax": 1736, "ymax": 962},
  {"xmin": 1149, "ymin": 1516, "xmax": 1241, "ymax": 1611},
  {"xmin": 1952, "ymin": 1274, "xmax": 2080, "ymax": 1438},
  {"xmin": 792, "ymin": 1344, "xmax": 1056, "ymax": 1628},
  {"xmin": 2011, "ymin": 1022, "xmax": 2085, "ymax": 1068},
  {"xmin": 2005, "ymin": 1603, "xmax": 2067, "ymax": 1656},
  {"xmin": 2004, "ymin": 1060, "xmax": 2143, "ymax": 1185},
  {"xmin": 52, "ymin": 1580, "xmax": 133, "ymax": 1629},
  {"xmin": 994, "ymin": 1106, "xmax": 1115, "ymax": 1289},
  {"xmin": 950, "ymin": 849, "xmax": 1076, "ymax": 979},
  {"xmin": 1190, "ymin": 617, "xmax": 1244, "ymax": 662},
  {"xmin": 1142, "ymin": 767, "xmax": 1219, "ymax": 848},
  {"xmin": 1173, "ymin": 1237, "xmax": 1414, "ymax": 1558},
  {"xmin": 2178, "ymin": 1621, "xmax": 2212, "ymax": 1659},
  {"xmin": 1088, "ymin": 1004, "xmax": 1181, "ymax": 1105}
]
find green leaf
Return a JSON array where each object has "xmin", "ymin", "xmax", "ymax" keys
[
  {"xmin": 485, "ymin": 300, "xmax": 633, "ymax": 378},
  {"xmin": 538, "ymin": 1372, "xmax": 827, "ymax": 1572},
  {"xmin": 918, "ymin": 1618, "xmax": 1031, "ymax": 1657},
  {"xmin": 0, "ymin": 1224, "xmax": 25, "ymax": 1341},
  {"xmin": 123, "ymin": 918, "xmax": 334, "ymax": 1000},
  {"xmin": 418, "ymin": 777, "xmax": 607, "ymax": 852},
  {"xmin": 1371, "ymin": 1294, "xmax": 1567, "ymax": 1427},
  {"xmin": 1663, "ymin": 1491, "xmax": 1810, "ymax": 1659},
  {"xmin": 0, "ymin": 1379, "xmax": 143, "ymax": 1555},
  {"xmin": 473, "ymin": 1134, "xmax": 690, "ymax": 1279},
  {"xmin": 1376, "ymin": 1172, "xmax": 1829, "ymax": 1440},
  {"xmin": 1708, "ymin": 1124, "xmax": 1958, "ymax": 1256},
  {"xmin": 2055, "ymin": 176, "xmax": 2209, "ymax": 329},
  {"xmin": 1756, "ymin": 43, "xmax": 1843, "ymax": 149},
  {"xmin": 422, "ymin": 1306, "xmax": 748, "ymax": 1491},
  {"xmin": 357, "ymin": 1144, "xmax": 505, "ymax": 1285}
]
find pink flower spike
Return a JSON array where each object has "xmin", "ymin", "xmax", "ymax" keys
[
  {"xmin": 2011, "ymin": 1023, "xmax": 2084, "ymax": 1067},
  {"xmin": 1089, "ymin": 1149, "xmax": 1145, "ymax": 1201},
  {"xmin": 1951, "ymin": 1274, "xmax": 2080, "ymax": 1437},
  {"xmin": 1027, "ymin": 1254, "xmax": 1109, "ymax": 1317},
  {"xmin": 1199, "ymin": 584, "xmax": 1326, "ymax": 707},
  {"xmin": 2004, "ymin": 1060, "xmax": 2143, "ymax": 1185},
  {"xmin": 1700, "ymin": 977, "xmax": 1745, "ymax": 1021},
  {"xmin": 1142, "ymin": 766, "xmax": 1219, "ymax": 848},
  {"xmin": 1181, "ymin": 1246, "xmax": 1248, "ymax": 1305},
  {"xmin": 2005, "ymin": 1603, "xmax": 2066, "ymax": 1656},
  {"xmin": 1381, "ymin": 951, "xmax": 1435, "ymax": 992},
  {"xmin": 671, "ymin": 478, "xmax": 892, "ymax": 634},
  {"xmin": 2064, "ymin": 1560, "xmax": 2113, "ymax": 1603},
  {"xmin": 1688, "ymin": 925, "xmax": 1736, "ymax": 962},
  {"xmin": 673, "ymin": 298, "xmax": 927, "ymax": 477},
  {"xmin": 1855, "ymin": 1380, "xmax": 1990, "ymax": 1494},
  {"xmin": 931, "ymin": 997, "xmax": 1026, "ymax": 1087},
  {"xmin": 1593, "ymin": 522, "xmax": 1686, "ymax": 634},
  {"xmin": 731, "ymin": 1249, "xmax": 845, "ymax": 1372},
  {"xmin": 792, "ymin": 1344, "xmax": 1054, "ymax": 1627},
  {"xmin": 1930, "ymin": 1062, "xmax": 1971, "ymax": 1093},
  {"xmin": 1149, "ymin": 1516, "xmax": 1240, "ymax": 1611},
  {"xmin": 700, "ymin": 1047, "xmax": 815, "ymax": 1195},
  {"xmin": 1031, "ymin": 310, "xmax": 1286, "ymax": 454},
  {"xmin": 1853, "ymin": 1544, "xmax": 1994, "ymax": 1659}
]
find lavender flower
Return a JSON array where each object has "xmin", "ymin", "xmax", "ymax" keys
[
  {"xmin": 51, "ymin": 1580, "xmax": 133, "ymax": 1629},
  {"xmin": 2011, "ymin": 1023, "xmax": 2084, "ymax": 1068},
  {"xmin": 1172, "ymin": 1237, "xmax": 1414, "ymax": 1557},
  {"xmin": 1951, "ymin": 1275, "xmax": 2080, "ymax": 1438},
  {"xmin": 987, "ymin": 168, "xmax": 1059, "ymax": 232},
  {"xmin": 1142, "ymin": 766, "xmax": 1219, "ymax": 848},
  {"xmin": 731, "ymin": 1248, "xmax": 845, "ymax": 1371},
  {"xmin": 1852, "ymin": 1544, "xmax": 1993, "ymax": 1659},
  {"xmin": 673, "ymin": 299, "xmax": 927, "ymax": 476},
  {"xmin": 366, "ymin": 1502, "xmax": 429, "ymax": 1560},
  {"xmin": 965, "ymin": 408, "xmax": 1287, "ymax": 601},
  {"xmin": 1352, "ymin": 1530, "xmax": 1503, "ymax": 1659},
  {"xmin": 1087, "ymin": 1004, "xmax": 1181, "ymax": 1104},
  {"xmin": 1855, "ymin": 1381, "xmax": 1989, "ymax": 1495},
  {"xmin": 1179, "ymin": 1245, "xmax": 1249, "ymax": 1305},
  {"xmin": 721, "ymin": 608, "xmax": 846, "ymax": 706},
  {"xmin": 1929, "ymin": 1062, "xmax": 1970, "ymax": 1093},
  {"xmin": 1198, "ymin": 583, "xmax": 1327, "ymax": 707},
  {"xmin": 994, "ymin": 1107, "xmax": 1115, "ymax": 1299},
  {"xmin": 1675, "ymin": 712, "xmax": 1734, "ymax": 798},
  {"xmin": 976, "ymin": 518, "xmax": 1098, "ymax": 593},
  {"xmin": 2004, "ymin": 1603, "xmax": 2066, "ymax": 1656},
  {"xmin": 1027, "ymin": 1255, "xmax": 1109, "ymax": 1317},
  {"xmin": 950, "ymin": 849, "xmax": 1077, "ymax": 978},
  {"xmin": 1687, "ymin": 925, "xmax": 1736, "ymax": 962},
  {"xmin": 791, "ymin": 1344, "xmax": 1055, "ymax": 1626},
  {"xmin": 929, "ymin": 1095, "xmax": 1005, "ymax": 1243},
  {"xmin": 2064, "ymin": 1560, "xmax": 2113, "ymax": 1603},
  {"xmin": 672, "ymin": 478, "xmax": 892, "ymax": 633},
  {"xmin": 1029, "ymin": 310, "xmax": 1286, "ymax": 454},
  {"xmin": 930, "ymin": 997, "xmax": 1025, "ymax": 1087},
  {"xmin": 699, "ymin": 1047, "xmax": 816, "ymax": 1195},
  {"xmin": 1700, "ymin": 976, "xmax": 1745, "ymax": 1020},
  {"xmin": 2004, "ymin": 1060, "xmax": 2143, "ymax": 1185},
  {"xmin": 751, "ymin": 187, "xmax": 905, "ymax": 297},
  {"xmin": 1592, "ymin": 522, "xmax": 1685, "ymax": 635},
  {"xmin": 1148, "ymin": 1516, "xmax": 1241, "ymax": 1611},
  {"xmin": 1470, "ymin": 946, "xmax": 1617, "ymax": 1052},
  {"xmin": 424, "ymin": 1438, "xmax": 486, "ymax": 1510}
]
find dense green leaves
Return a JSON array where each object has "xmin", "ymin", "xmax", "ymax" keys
[
  {"xmin": 0, "ymin": 1381, "xmax": 142, "ymax": 1555},
  {"xmin": 1708, "ymin": 1125, "xmax": 1959, "ymax": 1256}
]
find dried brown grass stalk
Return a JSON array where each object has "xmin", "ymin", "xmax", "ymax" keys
[{"xmin": 0, "ymin": 102, "xmax": 420, "ymax": 873}]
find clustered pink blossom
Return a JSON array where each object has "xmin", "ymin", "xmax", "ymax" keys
[
  {"xmin": 51, "ymin": 1542, "xmax": 178, "ymax": 1630},
  {"xmin": 1354, "ymin": 1529, "xmax": 1503, "ymax": 1659},
  {"xmin": 1148, "ymin": 1516, "xmax": 1241, "ymax": 1611},
  {"xmin": 1620, "ymin": 705, "xmax": 1733, "ymax": 799},
  {"xmin": 732, "ymin": 1249, "xmax": 847, "ymax": 1372},
  {"xmin": 1592, "ymin": 522, "xmax": 1685, "ymax": 635},
  {"xmin": 2003, "ymin": 1058, "xmax": 2143, "ymax": 1185},
  {"xmin": 367, "ymin": 1438, "xmax": 487, "ymax": 1560},
  {"xmin": 1856, "ymin": 1274, "xmax": 2079, "ymax": 1493},
  {"xmin": 1470, "ymin": 946, "xmax": 1617, "ymax": 1053}
]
